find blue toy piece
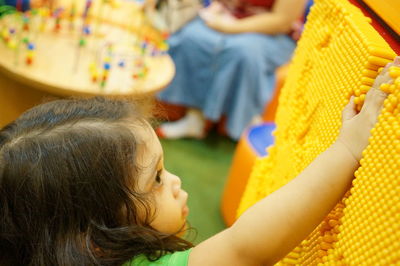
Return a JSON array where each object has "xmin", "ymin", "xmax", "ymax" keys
[
  {"xmin": 246, "ymin": 122, "xmax": 276, "ymax": 157},
  {"xmin": 203, "ymin": 0, "xmax": 211, "ymax": 7},
  {"xmin": 27, "ymin": 42, "xmax": 35, "ymax": 50},
  {"xmin": 83, "ymin": 26, "xmax": 91, "ymax": 35},
  {"xmin": 118, "ymin": 60, "xmax": 125, "ymax": 68},
  {"xmin": 103, "ymin": 62, "xmax": 111, "ymax": 70}
]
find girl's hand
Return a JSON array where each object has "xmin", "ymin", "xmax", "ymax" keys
[{"xmin": 337, "ymin": 57, "xmax": 400, "ymax": 161}]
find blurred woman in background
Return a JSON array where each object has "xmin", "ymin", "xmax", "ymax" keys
[{"xmin": 157, "ymin": 0, "xmax": 307, "ymax": 140}]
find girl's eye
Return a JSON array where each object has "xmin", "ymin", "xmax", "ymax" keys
[{"xmin": 155, "ymin": 170, "xmax": 163, "ymax": 185}]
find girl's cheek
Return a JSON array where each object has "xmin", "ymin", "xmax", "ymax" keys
[{"xmin": 152, "ymin": 183, "xmax": 164, "ymax": 193}]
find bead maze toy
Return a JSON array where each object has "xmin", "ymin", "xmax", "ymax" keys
[
  {"xmin": 0, "ymin": 0, "xmax": 174, "ymax": 96},
  {"xmin": 236, "ymin": 0, "xmax": 399, "ymax": 264}
]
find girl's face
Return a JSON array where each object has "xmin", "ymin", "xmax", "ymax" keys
[{"xmin": 133, "ymin": 123, "xmax": 189, "ymax": 234}]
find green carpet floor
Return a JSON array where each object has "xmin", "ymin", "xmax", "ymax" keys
[{"xmin": 160, "ymin": 132, "xmax": 237, "ymax": 244}]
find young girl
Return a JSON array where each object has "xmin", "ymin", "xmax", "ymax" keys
[{"xmin": 0, "ymin": 61, "xmax": 395, "ymax": 265}]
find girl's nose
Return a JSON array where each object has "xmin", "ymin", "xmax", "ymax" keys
[{"xmin": 171, "ymin": 174, "xmax": 182, "ymax": 198}]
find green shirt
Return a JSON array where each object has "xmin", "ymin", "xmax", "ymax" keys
[{"xmin": 123, "ymin": 249, "xmax": 192, "ymax": 266}]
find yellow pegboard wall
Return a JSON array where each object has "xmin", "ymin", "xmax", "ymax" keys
[{"xmin": 237, "ymin": 0, "xmax": 399, "ymax": 265}]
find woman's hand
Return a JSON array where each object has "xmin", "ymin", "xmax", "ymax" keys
[
  {"xmin": 199, "ymin": 2, "xmax": 239, "ymax": 33},
  {"xmin": 337, "ymin": 57, "xmax": 399, "ymax": 161},
  {"xmin": 30, "ymin": 0, "xmax": 48, "ymax": 8},
  {"xmin": 204, "ymin": 15, "xmax": 239, "ymax": 33}
]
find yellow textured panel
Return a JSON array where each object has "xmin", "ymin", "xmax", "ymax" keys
[
  {"xmin": 237, "ymin": 0, "xmax": 399, "ymax": 264},
  {"xmin": 363, "ymin": 0, "xmax": 400, "ymax": 35}
]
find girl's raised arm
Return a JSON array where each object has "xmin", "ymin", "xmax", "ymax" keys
[{"xmin": 188, "ymin": 61, "xmax": 396, "ymax": 266}]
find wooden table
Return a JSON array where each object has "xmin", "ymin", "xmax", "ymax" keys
[{"xmin": 0, "ymin": 1, "xmax": 175, "ymax": 127}]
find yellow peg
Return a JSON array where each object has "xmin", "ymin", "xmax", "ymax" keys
[
  {"xmin": 362, "ymin": 69, "xmax": 377, "ymax": 79},
  {"xmin": 368, "ymin": 47, "xmax": 396, "ymax": 60},
  {"xmin": 7, "ymin": 40, "xmax": 17, "ymax": 49},
  {"xmin": 360, "ymin": 85, "xmax": 369, "ymax": 94},
  {"xmin": 368, "ymin": 56, "xmax": 391, "ymax": 67},
  {"xmin": 359, "ymin": 94, "xmax": 366, "ymax": 103},
  {"xmin": 89, "ymin": 62, "xmax": 97, "ymax": 72},
  {"xmin": 380, "ymin": 83, "xmax": 391, "ymax": 93},
  {"xmin": 394, "ymin": 77, "xmax": 400, "ymax": 88},
  {"xmin": 389, "ymin": 66, "xmax": 400, "ymax": 79},
  {"xmin": 361, "ymin": 77, "xmax": 374, "ymax": 86}
]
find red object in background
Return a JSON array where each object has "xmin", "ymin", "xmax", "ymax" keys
[
  {"xmin": 161, "ymin": 32, "xmax": 170, "ymax": 40},
  {"xmin": 16, "ymin": 0, "xmax": 22, "ymax": 11}
]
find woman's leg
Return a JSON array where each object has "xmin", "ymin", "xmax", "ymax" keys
[
  {"xmin": 156, "ymin": 108, "xmax": 206, "ymax": 139},
  {"xmin": 203, "ymin": 33, "xmax": 296, "ymax": 140},
  {"xmin": 157, "ymin": 18, "xmax": 224, "ymax": 138},
  {"xmin": 158, "ymin": 18, "xmax": 225, "ymax": 108},
  {"xmin": 158, "ymin": 19, "xmax": 295, "ymax": 140}
]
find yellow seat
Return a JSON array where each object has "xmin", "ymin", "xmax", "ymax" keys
[{"xmin": 220, "ymin": 64, "xmax": 289, "ymax": 226}]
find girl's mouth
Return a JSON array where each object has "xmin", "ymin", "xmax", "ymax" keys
[{"xmin": 182, "ymin": 205, "xmax": 189, "ymax": 217}]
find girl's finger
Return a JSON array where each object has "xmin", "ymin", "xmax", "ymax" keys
[
  {"xmin": 360, "ymin": 87, "xmax": 388, "ymax": 118},
  {"xmin": 363, "ymin": 58, "xmax": 398, "ymax": 116},
  {"xmin": 342, "ymin": 96, "xmax": 357, "ymax": 121},
  {"xmin": 372, "ymin": 62, "xmax": 393, "ymax": 89},
  {"xmin": 394, "ymin": 55, "xmax": 400, "ymax": 65}
]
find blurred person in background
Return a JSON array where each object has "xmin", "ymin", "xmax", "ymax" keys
[{"xmin": 156, "ymin": 0, "xmax": 307, "ymax": 140}]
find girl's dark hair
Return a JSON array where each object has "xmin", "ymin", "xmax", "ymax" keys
[{"xmin": 0, "ymin": 97, "xmax": 193, "ymax": 266}]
